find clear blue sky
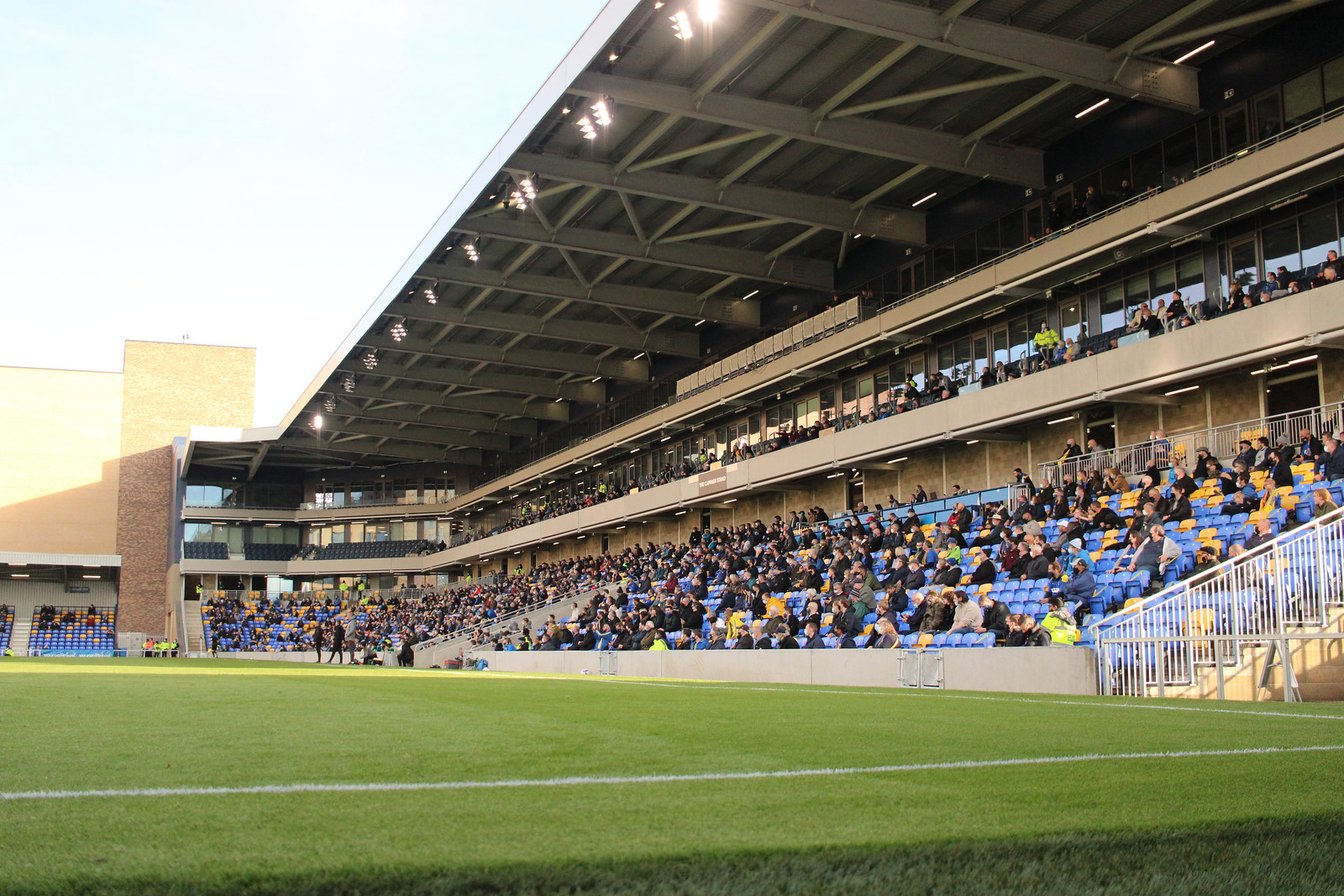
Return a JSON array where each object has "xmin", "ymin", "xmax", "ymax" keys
[{"xmin": 0, "ymin": 0, "xmax": 609, "ymax": 425}]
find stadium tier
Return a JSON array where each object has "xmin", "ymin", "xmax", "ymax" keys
[
  {"xmin": 3, "ymin": 0, "xmax": 1343, "ymax": 702},
  {"xmin": 27, "ymin": 605, "xmax": 117, "ymax": 656},
  {"xmin": 199, "ymin": 454, "xmax": 1344, "ymax": 662}
]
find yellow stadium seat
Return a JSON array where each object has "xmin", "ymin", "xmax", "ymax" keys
[
  {"xmin": 1205, "ymin": 495, "xmax": 1223, "ymax": 507},
  {"xmin": 1177, "ymin": 519, "xmax": 1197, "ymax": 531},
  {"xmin": 916, "ymin": 632, "xmax": 935, "ymax": 648}
]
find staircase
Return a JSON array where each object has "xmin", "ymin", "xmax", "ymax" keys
[
  {"xmin": 1093, "ymin": 506, "xmax": 1344, "ymax": 701},
  {"xmin": 11, "ymin": 612, "xmax": 32, "ymax": 657},
  {"xmin": 413, "ymin": 583, "xmax": 617, "ymax": 668},
  {"xmin": 1158, "ymin": 609, "xmax": 1344, "ymax": 700},
  {"xmin": 184, "ymin": 600, "xmax": 206, "ymax": 654}
]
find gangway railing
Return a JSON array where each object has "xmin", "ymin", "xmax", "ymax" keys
[
  {"xmin": 1039, "ymin": 401, "xmax": 1343, "ymax": 485},
  {"xmin": 411, "ymin": 581, "xmax": 620, "ymax": 660},
  {"xmin": 1093, "ymin": 506, "xmax": 1344, "ymax": 698}
]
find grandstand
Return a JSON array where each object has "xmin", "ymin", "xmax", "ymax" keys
[{"xmin": 1, "ymin": 0, "xmax": 1343, "ymax": 700}]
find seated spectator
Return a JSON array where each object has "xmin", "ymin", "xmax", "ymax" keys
[
  {"xmin": 1163, "ymin": 484, "xmax": 1193, "ymax": 524},
  {"xmin": 867, "ymin": 617, "xmax": 898, "ymax": 649},
  {"xmin": 1267, "ymin": 447, "xmax": 1295, "ymax": 490},
  {"xmin": 1318, "ymin": 437, "xmax": 1344, "ymax": 482},
  {"xmin": 1242, "ymin": 519, "xmax": 1275, "ymax": 552},
  {"xmin": 976, "ymin": 594, "xmax": 1010, "ymax": 640},
  {"xmin": 947, "ymin": 590, "xmax": 983, "ymax": 635},
  {"xmin": 1297, "ymin": 428, "xmax": 1325, "ymax": 464},
  {"xmin": 1129, "ymin": 524, "xmax": 1182, "ymax": 587},
  {"xmin": 1314, "ymin": 488, "xmax": 1340, "ymax": 517},
  {"xmin": 1057, "ymin": 557, "xmax": 1096, "ymax": 620},
  {"xmin": 1111, "ymin": 530, "xmax": 1145, "ymax": 574},
  {"xmin": 1006, "ymin": 614, "xmax": 1051, "ymax": 647}
]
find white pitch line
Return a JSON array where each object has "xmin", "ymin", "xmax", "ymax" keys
[{"xmin": 3, "ymin": 744, "xmax": 1341, "ymax": 802}]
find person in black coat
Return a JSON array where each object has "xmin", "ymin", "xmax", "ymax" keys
[
  {"xmin": 1162, "ymin": 484, "xmax": 1193, "ymax": 524},
  {"xmin": 969, "ymin": 554, "xmax": 997, "ymax": 585},
  {"xmin": 802, "ymin": 622, "xmax": 826, "ymax": 648},
  {"xmin": 1320, "ymin": 437, "xmax": 1344, "ymax": 482},
  {"xmin": 312, "ymin": 622, "xmax": 325, "ymax": 663},
  {"xmin": 1267, "ymin": 448, "xmax": 1295, "ymax": 491},
  {"xmin": 977, "ymin": 596, "xmax": 1010, "ymax": 641},
  {"xmin": 326, "ymin": 621, "xmax": 345, "ymax": 664}
]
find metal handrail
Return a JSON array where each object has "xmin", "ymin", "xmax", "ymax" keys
[
  {"xmin": 1093, "ymin": 504, "xmax": 1344, "ymax": 698},
  {"xmin": 411, "ymin": 580, "xmax": 620, "ymax": 655},
  {"xmin": 1040, "ymin": 402, "xmax": 1344, "ymax": 485}
]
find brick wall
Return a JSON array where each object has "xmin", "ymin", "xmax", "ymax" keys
[{"xmin": 116, "ymin": 342, "xmax": 255, "ymax": 635}]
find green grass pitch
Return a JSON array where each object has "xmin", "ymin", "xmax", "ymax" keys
[{"xmin": 2, "ymin": 658, "xmax": 1343, "ymax": 895}]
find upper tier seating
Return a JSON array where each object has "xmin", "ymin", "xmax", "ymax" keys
[
  {"xmin": 184, "ymin": 542, "xmax": 230, "ymax": 560},
  {"xmin": 313, "ymin": 539, "xmax": 435, "ymax": 561},
  {"xmin": 243, "ymin": 543, "xmax": 300, "ymax": 562}
]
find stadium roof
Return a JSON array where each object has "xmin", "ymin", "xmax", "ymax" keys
[{"xmin": 185, "ymin": 0, "xmax": 1323, "ymax": 479}]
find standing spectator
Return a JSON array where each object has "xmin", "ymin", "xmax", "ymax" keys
[
  {"xmin": 327, "ymin": 620, "xmax": 345, "ymax": 664},
  {"xmin": 1034, "ymin": 321, "xmax": 1061, "ymax": 362}
]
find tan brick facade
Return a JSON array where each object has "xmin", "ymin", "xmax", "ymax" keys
[{"xmin": 116, "ymin": 342, "xmax": 255, "ymax": 635}]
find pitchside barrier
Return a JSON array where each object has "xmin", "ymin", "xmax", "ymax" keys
[{"xmin": 470, "ymin": 645, "xmax": 1099, "ymax": 695}]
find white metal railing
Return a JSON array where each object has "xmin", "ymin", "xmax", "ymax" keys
[
  {"xmin": 675, "ymin": 298, "xmax": 861, "ymax": 398},
  {"xmin": 1093, "ymin": 506, "xmax": 1344, "ymax": 698},
  {"xmin": 1040, "ymin": 401, "xmax": 1344, "ymax": 485}
]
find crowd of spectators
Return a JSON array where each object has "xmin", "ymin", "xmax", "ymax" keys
[{"xmin": 204, "ymin": 406, "xmax": 1344, "ymax": 659}]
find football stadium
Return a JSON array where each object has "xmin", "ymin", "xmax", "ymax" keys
[{"xmin": 5, "ymin": 0, "xmax": 1344, "ymax": 892}]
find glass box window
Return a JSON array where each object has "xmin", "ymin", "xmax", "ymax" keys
[
  {"xmin": 1100, "ymin": 283, "xmax": 1125, "ymax": 333},
  {"xmin": 1300, "ymin": 203, "xmax": 1340, "ymax": 269},
  {"xmin": 1262, "ymin": 216, "xmax": 1301, "ymax": 279}
]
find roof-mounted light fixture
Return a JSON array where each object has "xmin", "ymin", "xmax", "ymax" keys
[
  {"xmin": 340, "ymin": 373, "xmax": 356, "ymax": 393},
  {"xmin": 1173, "ymin": 40, "xmax": 1215, "ymax": 65},
  {"xmin": 509, "ymin": 175, "xmax": 538, "ymax": 210},
  {"xmin": 670, "ymin": 9, "xmax": 693, "ymax": 39},
  {"xmin": 389, "ymin": 320, "xmax": 408, "ymax": 342},
  {"xmin": 1074, "ymin": 97, "xmax": 1110, "ymax": 119},
  {"xmin": 577, "ymin": 96, "xmax": 613, "ymax": 140},
  {"xmin": 362, "ymin": 350, "xmax": 379, "ymax": 370}
]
